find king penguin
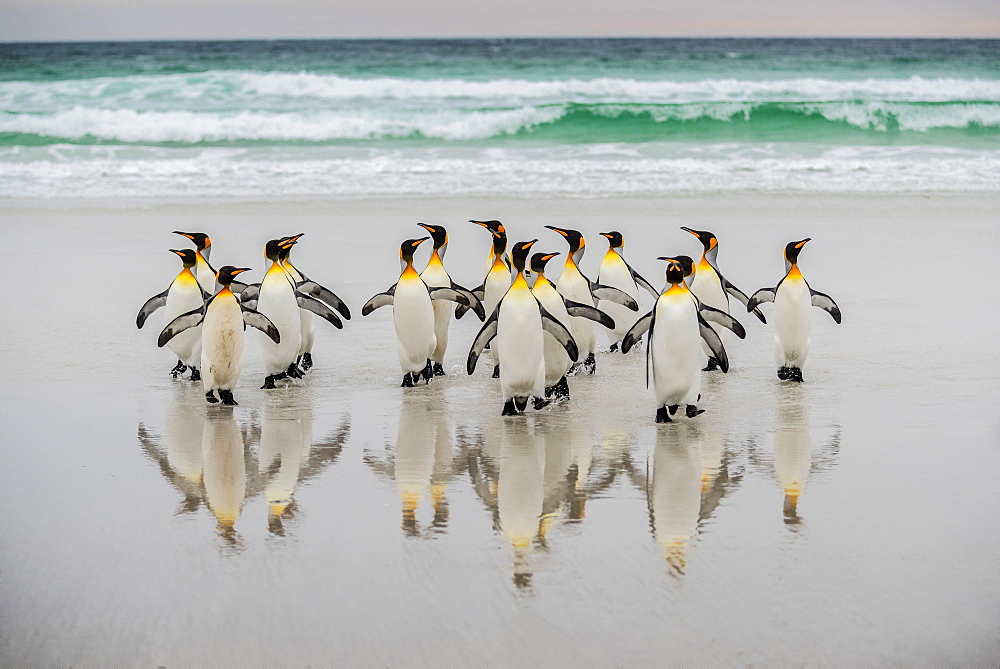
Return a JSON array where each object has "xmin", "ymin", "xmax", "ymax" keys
[
  {"xmin": 158, "ymin": 266, "xmax": 280, "ymax": 405},
  {"xmin": 620, "ymin": 259, "xmax": 745, "ymax": 423},
  {"xmin": 681, "ymin": 227, "xmax": 764, "ymax": 371},
  {"xmin": 746, "ymin": 239, "xmax": 842, "ymax": 382},
  {"xmin": 275, "ymin": 233, "xmax": 351, "ymax": 371},
  {"xmin": 137, "ymin": 248, "xmax": 209, "ymax": 380},
  {"xmin": 545, "ymin": 226, "xmax": 637, "ymax": 375},
  {"xmin": 597, "ymin": 230, "xmax": 658, "ymax": 352},
  {"xmin": 530, "ymin": 251, "xmax": 615, "ymax": 402},
  {"xmin": 417, "ymin": 223, "xmax": 485, "ymax": 376},
  {"xmin": 467, "ymin": 240, "xmax": 579, "ymax": 416},
  {"xmin": 363, "ymin": 237, "xmax": 471, "ymax": 387},
  {"xmin": 460, "ymin": 220, "xmax": 513, "ymax": 378}
]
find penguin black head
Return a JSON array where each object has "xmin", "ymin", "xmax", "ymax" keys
[
  {"xmin": 545, "ymin": 226, "xmax": 585, "ymax": 255},
  {"xmin": 399, "ymin": 237, "xmax": 428, "ymax": 265},
  {"xmin": 667, "ymin": 254, "xmax": 695, "ymax": 280},
  {"xmin": 264, "ymin": 239, "xmax": 286, "ymax": 262},
  {"xmin": 417, "ymin": 223, "xmax": 448, "ymax": 250},
  {"xmin": 169, "ymin": 248, "xmax": 197, "ymax": 268},
  {"xmin": 529, "ymin": 251, "xmax": 560, "ymax": 275},
  {"xmin": 600, "ymin": 231, "xmax": 624, "ymax": 249},
  {"xmin": 511, "ymin": 240, "xmax": 538, "ymax": 272},
  {"xmin": 279, "ymin": 233, "xmax": 305, "ymax": 246},
  {"xmin": 277, "ymin": 236, "xmax": 299, "ymax": 262},
  {"xmin": 173, "ymin": 231, "xmax": 211, "ymax": 253},
  {"xmin": 471, "ymin": 220, "xmax": 505, "ymax": 236},
  {"xmin": 657, "ymin": 257, "xmax": 687, "ymax": 285},
  {"xmin": 217, "ymin": 266, "xmax": 251, "ymax": 286},
  {"xmin": 680, "ymin": 227, "xmax": 718, "ymax": 252},
  {"xmin": 784, "ymin": 238, "xmax": 811, "ymax": 265}
]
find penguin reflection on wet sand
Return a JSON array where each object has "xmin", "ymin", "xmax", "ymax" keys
[
  {"xmin": 158, "ymin": 266, "xmax": 280, "ymax": 405},
  {"xmin": 417, "ymin": 223, "xmax": 485, "ymax": 376},
  {"xmin": 468, "ymin": 240, "xmax": 580, "ymax": 416},
  {"xmin": 545, "ymin": 226, "xmax": 638, "ymax": 375},
  {"xmin": 681, "ymin": 227, "xmax": 764, "ymax": 371},
  {"xmin": 621, "ymin": 259, "xmax": 745, "ymax": 423},
  {"xmin": 747, "ymin": 239, "xmax": 842, "ymax": 383},
  {"xmin": 137, "ymin": 248, "xmax": 209, "ymax": 381},
  {"xmin": 363, "ymin": 237, "xmax": 471, "ymax": 387}
]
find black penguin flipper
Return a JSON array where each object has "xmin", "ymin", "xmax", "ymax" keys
[
  {"xmin": 810, "ymin": 288, "xmax": 842, "ymax": 324},
  {"xmin": 722, "ymin": 274, "xmax": 766, "ymax": 323},
  {"xmin": 698, "ymin": 303, "xmax": 746, "ymax": 339},
  {"xmin": 621, "ymin": 310, "xmax": 653, "ymax": 355},
  {"xmin": 697, "ymin": 312, "xmax": 729, "ymax": 373},
  {"xmin": 230, "ymin": 280, "xmax": 249, "ymax": 294},
  {"xmin": 295, "ymin": 291, "xmax": 344, "ymax": 329},
  {"xmin": 467, "ymin": 307, "xmax": 500, "ymax": 374},
  {"xmin": 362, "ymin": 284, "xmax": 396, "ymax": 316},
  {"xmin": 564, "ymin": 299, "xmax": 615, "ymax": 330},
  {"xmin": 645, "ymin": 308, "xmax": 657, "ymax": 389},
  {"xmin": 747, "ymin": 287, "xmax": 777, "ymax": 313},
  {"xmin": 240, "ymin": 283, "xmax": 261, "ymax": 302},
  {"xmin": 627, "ymin": 263, "xmax": 660, "ymax": 299},
  {"xmin": 538, "ymin": 303, "xmax": 579, "ymax": 363},
  {"xmin": 451, "ymin": 281, "xmax": 485, "ymax": 321},
  {"xmin": 589, "ymin": 281, "xmax": 639, "ymax": 311},
  {"xmin": 456, "ymin": 280, "xmax": 486, "ymax": 320},
  {"xmin": 242, "ymin": 306, "xmax": 281, "ymax": 343},
  {"xmin": 428, "ymin": 287, "xmax": 470, "ymax": 306},
  {"xmin": 157, "ymin": 303, "xmax": 207, "ymax": 347},
  {"xmin": 137, "ymin": 289, "xmax": 169, "ymax": 329},
  {"xmin": 297, "ymin": 279, "xmax": 351, "ymax": 320}
]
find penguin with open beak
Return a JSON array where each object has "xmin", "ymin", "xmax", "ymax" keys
[
  {"xmin": 158, "ymin": 266, "xmax": 280, "ymax": 405},
  {"xmin": 746, "ymin": 239, "xmax": 841, "ymax": 382},
  {"xmin": 363, "ymin": 237, "xmax": 471, "ymax": 387}
]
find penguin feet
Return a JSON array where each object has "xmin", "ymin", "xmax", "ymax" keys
[
  {"xmin": 170, "ymin": 360, "xmax": 187, "ymax": 377},
  {"xmin": 514, "ymin": 396, "xmax": 528, "ymax": 412},
  {"xmin": 189, "ymin": 367, "xmax": 201, "ymax": 382},
  {"xmin": 583, "ymin": 353, "xmax": 596, "ymax": 375},
  {"xmin": 261, "ymin": 375, "xmax": 277, "ymax": 390},
  {"xmin": 703, "ymin": 357, "xmax": 721, "ymax": 372},
  {"xmin": 788, "ymin": 367, "xmax": 804, "ymax": 383},
  {"xmin": 547, "ymin": 376, "xmax": 570, "ymax": 401},
  {"xmin": 492, "ymin": 365, "xmax": 500, "ymax": 379},
  {"xmin": 668, "ymin": 404, "xmax": 679, "ymax": 416},
  {"xmin": 421, "ymin": 360, "xmax": 434, "ymax": 383},
  {"xmin": 301, "ymin": 352, "xmax": 313, "ymax": 371},
  {"xmin": 287, "ymin": 363, "xmax": 304, "ymax": 379},
  {"xmin": 219, "ymin": 390, "xmax": 238, "ymax": 406},
  {"xmin": 432, "ymin": 362, "xmax": 445, "ymax": 377},
  {"xmin": 609, "ymin": 343, "xmax": 619, "ymax": 353},
  {"xmin": 401, "ymin": 373, "xmax": 415, "ymax": 388},
  {"xmin": 777, "ymin": 366, "xmax": 791, "ymax": 380},
  {"xmin": 205, "ymin": 391, "xmax": 219, "ymax": 404},
  {"xmin": 686, "ymin": 405, "xmax": 704, "ymax": 418},
  {"xmin": 655, "ymin": 407, "xmax": 672, "ymax": 423},
  {"xmin": 501, "ymin": 399, "xmax": 518, "ymax": 416},
  {"xmin": 533, "ymin": 396, "xmax": 550, "ymax": 411}
]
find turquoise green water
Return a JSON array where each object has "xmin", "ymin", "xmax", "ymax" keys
[{"xmin": 1, "ymin": 39, "xmax": 998, "ymax": 197}]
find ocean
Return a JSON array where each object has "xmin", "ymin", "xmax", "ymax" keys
[{"xmin": 1, "ymin": 38, "xmax": 998, "ymax": 200}]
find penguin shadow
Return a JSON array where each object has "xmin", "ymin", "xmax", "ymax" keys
[
  {"xmin": 364, "ymin": 384, "xmax": 462, "ymax": 538},
  {"xmin": 646, "ymin": 422, "xmax": 703, "ymax": 578},
  {"xmin": 747, "ymin": 384, "xmax": 841, "ymax": 532}
]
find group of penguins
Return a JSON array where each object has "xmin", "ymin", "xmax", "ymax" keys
[{"xmin": 138, "ymin": 223, "xmax": 842, "ymax": 421}]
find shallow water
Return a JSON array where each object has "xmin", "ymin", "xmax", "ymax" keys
[{"xmin": 1, "ymin": 195, "xmax": 998, "ymax": 665}]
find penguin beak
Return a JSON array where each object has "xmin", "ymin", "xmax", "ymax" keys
[
  {"xmin": 173, "ymin": 230, "xmax": 195, "ymax": 240},
  {"xmin": 232, "ymin": 268, "xmax": 251, "ymax": 276},
  {"xmin": 282, "ymin": 233, "xmax": 305, "ymax": 244},
  {"xmin": 795, "ymin": 238, "xmax": 811, "ymax": 248},
  {"xmin": 169, "ymin": 249, "xmax": 186, "ymax": 256},
  {"xmin": 413, "ymin": 237, "xmax": 429, "ymax": 247},
  {"xmin": 545, "ymin": 225, "xmax": 569, "ymax": 237}
]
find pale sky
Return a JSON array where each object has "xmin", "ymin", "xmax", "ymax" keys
[{"xmin": 1, "ymin": 0, "xmax": 998, "ymax": 41}]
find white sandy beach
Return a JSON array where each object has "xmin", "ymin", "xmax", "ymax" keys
[{"xmin": 1, "ymin": 193, "xmax": 998, "ymax": 665}]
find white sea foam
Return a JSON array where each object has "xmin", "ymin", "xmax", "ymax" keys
[{"xmin": 2, "ymin": 144, "xmax": 998, "ymax": 199}]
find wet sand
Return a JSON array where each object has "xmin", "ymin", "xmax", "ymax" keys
[{"xmin": 1, "ymin": 194, "xmax": 998, "ymax": 665}]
